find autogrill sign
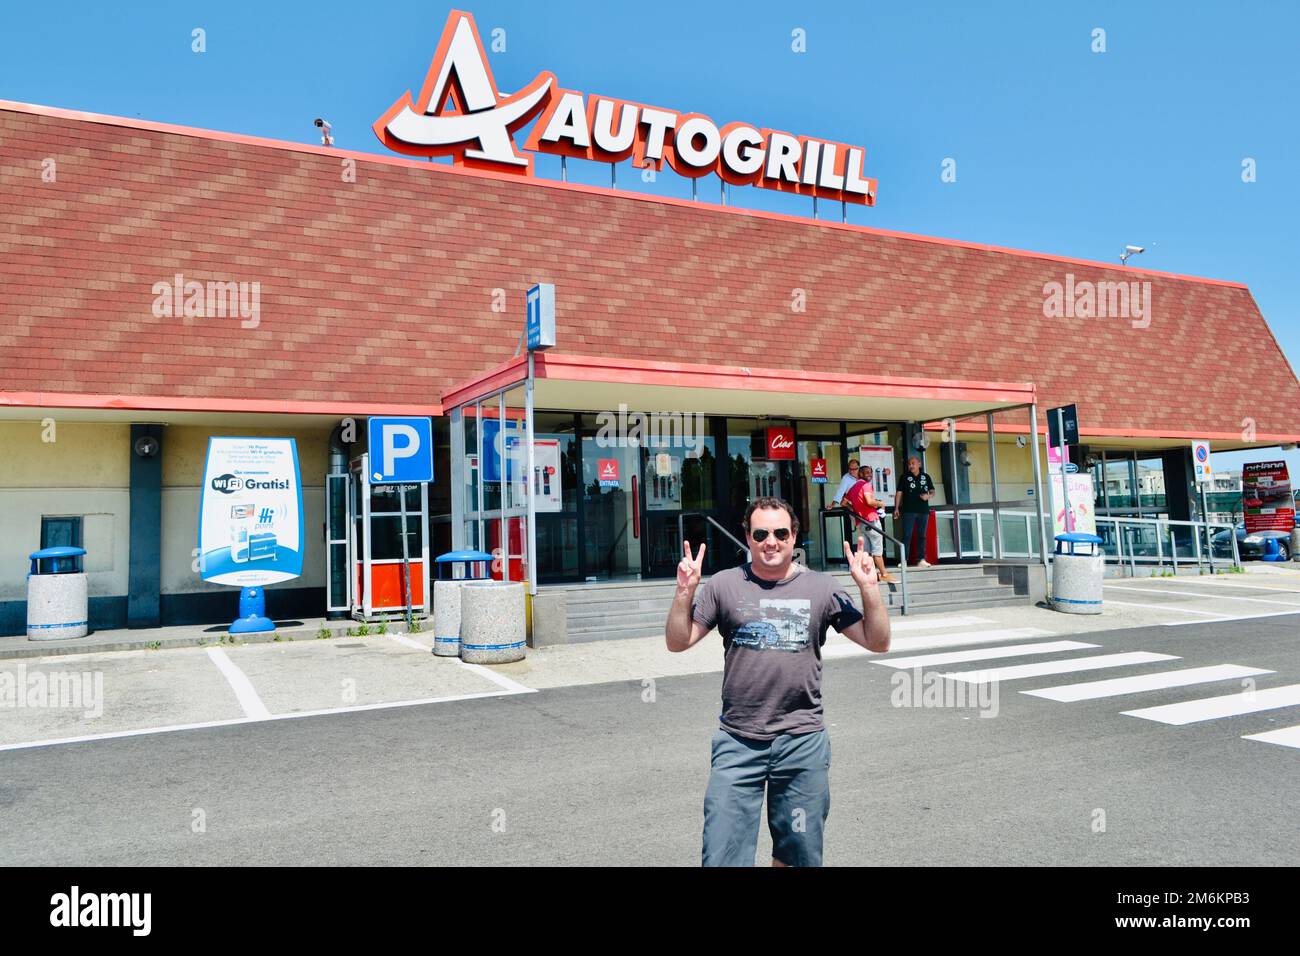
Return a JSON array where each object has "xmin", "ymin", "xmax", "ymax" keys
[{"xmin": 374, "ymin": 9, "xmax": 878, "ymax": 206}]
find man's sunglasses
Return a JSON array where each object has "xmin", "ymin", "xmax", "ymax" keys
[{"xmin": 750, "ymin": 528, "xmax": 792, "ymax": 542}]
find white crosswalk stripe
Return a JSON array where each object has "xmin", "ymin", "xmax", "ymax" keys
[
  {"xmin": 1121, "ymin": 683, "xmax": 1300, "ymax": 726},
  {"xmin": 940, "ymin": 651, "xmax": 1179, "ymax": 684},
  {"xmin": 824, "ymin": 626, "xmax": 1054, "ymax": 658},
  {"xmin": 872, "ymin": 640, "xmax": 1098, "ymax": 670},
  {"xmin": 1243, "ymin": 725, "xmax": 1300, "ymax": 750},
  {"xmin": 891, "ymin": 615, "xmax": 993, "ymax": 632},
  {"xmin": 1022, "ymin": 664, "xmax": 1274, "ymax": 702}
]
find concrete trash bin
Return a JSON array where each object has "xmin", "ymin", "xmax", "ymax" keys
[
  {"xmin": 431, "ymin": 550, "xmax": 493, "ymax": 657},
  {"xmin": 432, "ymin": 579, "xmax": 464, "ymax": 657},
  {"xmin": 1051, "ymin": 533, "xmax": 1104, "ymax": 615},
  {"xmin": 459, "ymin": 580, "xmax": 527, "ymax": 664},
  {"xmin": 27, "ymin": 546, "xmax": 89, "ymax": 640}
]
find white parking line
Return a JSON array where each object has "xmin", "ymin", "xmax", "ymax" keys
[
  {"xmin": 386, "ymin": 633, "xmax": 427, "ymax": 651},
  {"xmin": 1023, "ymin": 665, "xmax": 1274, "ymax": 702},
  {"xmin": 1121, "ymin": 683, "xmax": 1300, "ymax": 725},
  {"xmin": 458, "ymin": 661, "xmax": 537, "ymax": 694},
  {"xmin": 871, "ymin": 640, "xmax": 1098, "ymax": 670},
  {"xmin": 825, "ymin": 626, "xmax": 1056, "ymax": 659},
  {"xmin": 1171, "ymin": 581, "xmax": 1300, "ymax": 595},
  {"xmin": 0, "ymin": 689, "xmax": 529, "ymax": 753},
  {"xmin": 941, "ymin": 651, "xmax": 1179, "ymax": 684},
  {"xmin": 1243, "ymin": 725, "xmax": 1300, "ymax": 750},
  {"xmin": 1103, "ymin": 600, "xmax": 1229, "ymax": 618},
  {"xmin": 1106, "ymin": 585, "xmax": 1300, "ymax": 608},
  {"xmin": 206, "ymin": 648, "xmax": 270, "ymax": 719}
]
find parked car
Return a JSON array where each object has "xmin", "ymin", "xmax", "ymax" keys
[{"xmin": 1212, "ymin": 522, "xmax": 1293, "ymax": 560}]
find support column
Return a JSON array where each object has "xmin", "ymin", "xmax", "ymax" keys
[
  {"xmin": 1028, "ymin": 405, "xmax": 1050, "ymax": 573},
  {"xmin": 987, "ymin": 413, "xmax": 1002, "ymax": 560},
  {"xmin": 128, "ymin": 423, "xmax": 163, "ymax": 629}
]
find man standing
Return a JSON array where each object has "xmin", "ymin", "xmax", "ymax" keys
[
  {"xmin": 829, "ymin": 458, "xmax": 860, "ymax": 508},
  {"xmin": 843, "ymin": 465, "xmax": 897, "ymax": 584},
  {"xmin": 666, "ymin": 496, "xmax": 891, "ymax": 867},
  {"xmin": 894, "ymin": 455, "xmax": 935, "ymax": 568}
]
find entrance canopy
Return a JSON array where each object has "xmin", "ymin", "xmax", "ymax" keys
[{"xmin": 442, "ymin": 352, "xmax": 1037, "ymax": 421}]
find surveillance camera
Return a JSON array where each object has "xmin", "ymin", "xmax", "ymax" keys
[
  {"xmin": 1015, "ymin": 435, "xmax": 1028, "ymax": 449},
  {"xmin": 1124, "ymin": 245, "xmax": 1144, "ymax": 254},
  {"xmin": 314, "ymin": 118, "xmax": 328, "ymax": 128}
]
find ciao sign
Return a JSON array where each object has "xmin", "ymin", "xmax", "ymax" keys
[
  {"xmin": 374, "ymin": 9, "xmax": 878, "ymax": 206},
  {"xmin": 767, "ymin": 427, "xmax": 796, "ymax": 460}
]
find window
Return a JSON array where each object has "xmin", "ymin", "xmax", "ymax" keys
[{"xmin": 41, "ymin": 516, "xmax": 82, "ymax": 549}]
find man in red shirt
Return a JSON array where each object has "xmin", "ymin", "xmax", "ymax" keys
[{"xmin": 843, "ymin": 466, "xmax": 897, "ymax": 584}]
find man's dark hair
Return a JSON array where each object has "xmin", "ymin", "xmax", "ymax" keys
[{"xmin": 743, "ymin": 497, "xmax": 800, "ymax": 538}]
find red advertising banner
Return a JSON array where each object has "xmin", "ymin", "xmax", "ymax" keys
[
  {"xmin": 810, "ymin": 458, "xmax": 827, "ymax": 483},
  {"xmin": 1243, "ymin": 461, "xmax": 1294, "ymax": 533},
  {"xmin": 767, "ymin": 427, "xmax": 796, "ymax": 460},
  {"xmin": 597, "ymin": 458, "xmax": 620, "ymax": 487}
]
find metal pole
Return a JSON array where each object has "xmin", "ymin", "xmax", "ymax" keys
[
  {"xmin": 610, "ymin": 163, "xmax": 615, "ymax": 189},
  {"xmin": 1029, "ymin": 404, "xmax": 1049, "ymax": 573},
  {"xmin": 987, "ymin": 412, "xmax": 1002, "ymax": 560},
  {"xmin": 948, "ymin": 427, "xmax": 961, "ymax": 560},
  {"xmin": 1170, "ymin": 524, "xmax": 1178, "ymax": 575},
  {"xmin": 1200, "ymin": 482, "xmax": 1215, "ymax": 575},
  {"xmin": 1056, "ymin": 408, "xmax": 1072, "ymax": 534},
  {"xmin": 561, "ymin": 155, "xmax": 567, "ymax": 183},
  {"xmin": 841, "ymin": 200, "xmax": 847, "ymax": 224},
  {"xmin": 399, "ymin": 483, "xmax": 412, "ymax": 625},
  {"xmin": 526, "ymin": 352, "xmax": 537, "ymax": 597}
]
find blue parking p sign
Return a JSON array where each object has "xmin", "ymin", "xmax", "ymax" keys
[{"xmin": 368, "ymin": 417, "xmax": 434, "ymax": 484}]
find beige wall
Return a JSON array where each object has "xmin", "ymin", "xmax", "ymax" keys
[
  {"xmin": 0, "ymin": 421, "xmax": 333, "ymax": 604},
  {"xmin": 0, "ymin": 423, "xmax": 130, "ymax": 601}
]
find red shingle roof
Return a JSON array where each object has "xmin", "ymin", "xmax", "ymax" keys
[{"xmin": 1, "ymin": 101, "xmax": 1297, "ymax": 440}]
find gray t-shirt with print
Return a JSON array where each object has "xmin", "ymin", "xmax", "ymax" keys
[{"xmin": 692, "ymin": 563, "xmax": 864, "ymax": 741}]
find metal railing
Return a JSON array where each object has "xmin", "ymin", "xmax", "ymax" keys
[
  {"xmin": 927, "ymin": 507, "xmax": 1241, "ymax": 574},
  {"xmin": 677, "ymin": 512, "xmax": 751, "ymax": 565},
  {"xmin": 821, "ymin": 508, "xmax": 910, "ymax": 615}
]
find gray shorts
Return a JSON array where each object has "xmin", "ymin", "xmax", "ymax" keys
[
  {"xmin": 702, "ymin": 728, "xmax": 831, "ymax": 866},
  {"xmin": 860, "ymin": 525, "xmax": 884, "ymax": 555}
]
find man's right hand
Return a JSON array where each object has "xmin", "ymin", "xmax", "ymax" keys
[{"xmin": 677, "ymin": 540, "xmax": 706, "ymax": 589}]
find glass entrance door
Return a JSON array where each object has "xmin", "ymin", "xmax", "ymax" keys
[{"xmin": 579, "ymin": 435, "xmax": 642, "ymax": 580}]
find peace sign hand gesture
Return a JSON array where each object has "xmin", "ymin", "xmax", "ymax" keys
[
  {"xmin": 677, "ymin": 540, "xmax": 707, "ymax": 590},
  {"xmin": 843, "ymin": 535, "xmax": 879, "ymax": 589}
]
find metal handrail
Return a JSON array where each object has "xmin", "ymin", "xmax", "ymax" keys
[
  {"xmin": 677, "ymin": 511, "xmax": 751, "ymax": 563},
  {"xmin": 823, "ymin": 507, "xmax": 909, "ymax": 616}
]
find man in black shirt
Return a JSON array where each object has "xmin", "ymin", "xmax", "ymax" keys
[{"xmin": 894, "ymin": 456, "xmax": 935, "ymax": 568}]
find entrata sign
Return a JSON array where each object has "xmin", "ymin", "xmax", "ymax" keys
[{"xmin": 375, "ymin": 9, "xmax": 877, "ymax": 205}]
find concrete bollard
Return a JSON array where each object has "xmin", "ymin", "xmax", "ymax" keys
[
  {"xmin": 459, "ymin": 580, "xmax": 527, "ymax": 664},
  {"xmin": 432, "ymin": 579, "xmax": 463, "ymax": 657},
  {"xmin": 27, "ymin": 572, "xmax": 89, "ymax": 640}
]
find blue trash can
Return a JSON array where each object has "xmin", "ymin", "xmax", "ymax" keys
[
  {"xmin": 431, "ymin": 550, "xmax": 493, "ymax": 657},
  {"xmin": 1051, "ymin": 533, "xmax": 1104, "ymax": 614},
  {"xmin": 27, "ymin": 546, "xmax": 89, "ymax": 640}
]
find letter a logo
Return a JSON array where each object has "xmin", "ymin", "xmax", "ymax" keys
[{"xmin": 373, "ymin": 9, "xmax": 555, "ymax": 174}]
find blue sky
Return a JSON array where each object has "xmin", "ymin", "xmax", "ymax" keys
[{"xmin": 2, "ymin": 1, "xmax": 1297, "ymax": 473}]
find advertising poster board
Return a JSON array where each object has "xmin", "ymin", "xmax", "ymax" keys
[
  {"xmin": 198, "ymin": 437, "xmax": 304, "ymax": 587},
  {"xmin": 858, "ymin": 446, "xmax": 896, "ymax": 500},
  {"xmin": 646, "ymin": 454, "xmax": 682, "ymax": 511},
  {"xmin": 1050, "ymin": 473, "xmax": 1095, "ymax": 536},
  {"xmin": 1243, "ymin": 461, "xmax": 1294, "ymax": 533}
]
